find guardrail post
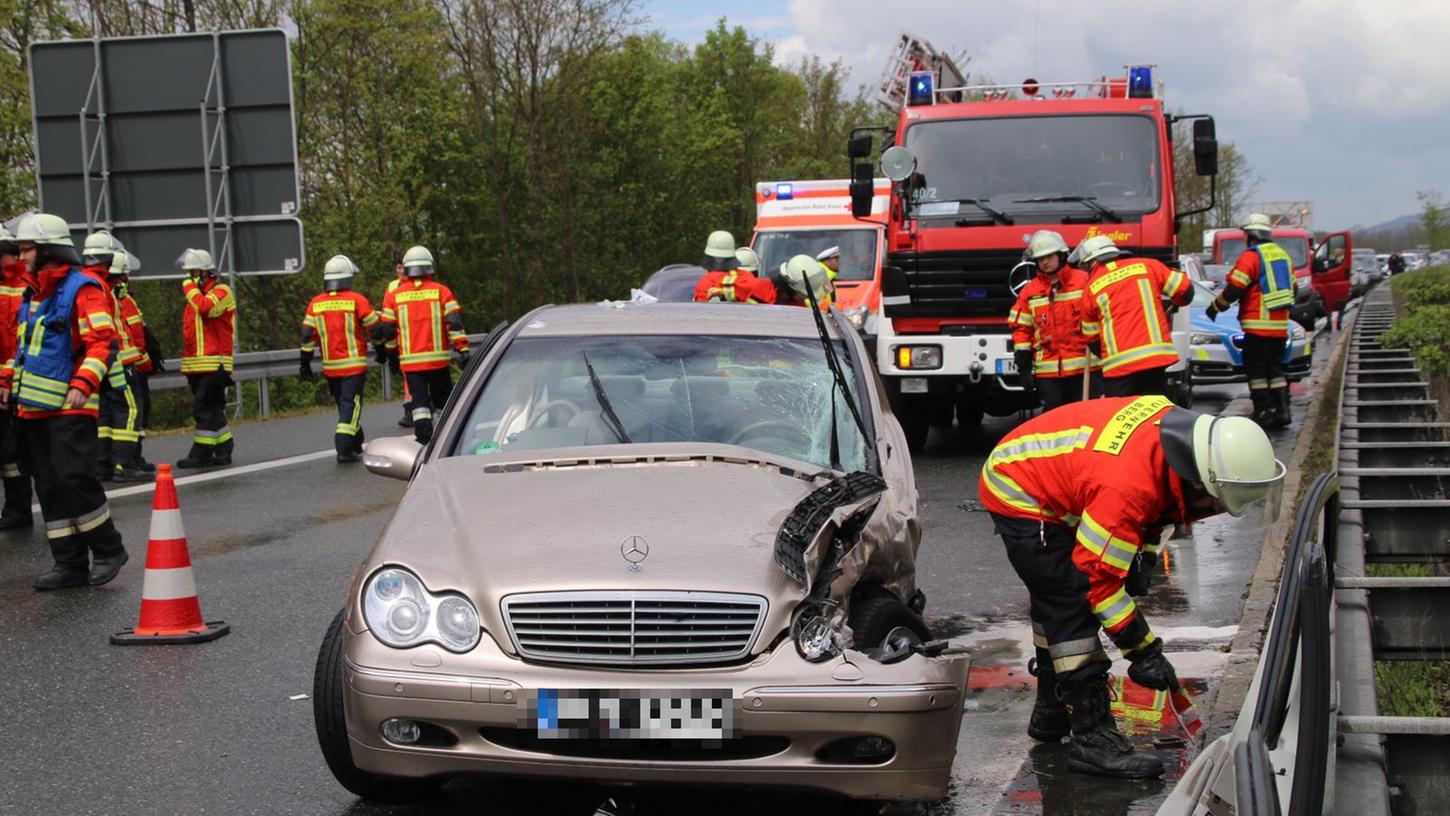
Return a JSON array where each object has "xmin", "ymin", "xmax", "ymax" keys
[
  {"xmin": 260, "ymin": 375, "xmax": 271, "ymax": 418},
  {"xmin": 382, "ymin": 365, "xmax": 392, "ymax": 401}
]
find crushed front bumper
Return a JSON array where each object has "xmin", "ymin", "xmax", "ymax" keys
[{"xmin": 342, "ymin": 631, "xmax": 970, "ymax": 801}]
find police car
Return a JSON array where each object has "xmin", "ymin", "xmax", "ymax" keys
[{"xmin": 1187, "ymin": 281, "xmax": 1313, "ymax": 385}]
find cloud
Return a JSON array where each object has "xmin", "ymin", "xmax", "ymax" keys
[{"xmin": 773, "ymin": 0, "xmax": 1450, "ymax": 227}]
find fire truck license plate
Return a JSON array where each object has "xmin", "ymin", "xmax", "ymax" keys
[
  {"xmin": 995, "ymin": 358, "xmax": 1018, "ymax": 375},
  {"xmin": 527, "ymin": 689, "xmax": 735, "ymax": 740},
  {"xmin": 900, "ymin": 377, "xmax": 928, "ymax": 394}
]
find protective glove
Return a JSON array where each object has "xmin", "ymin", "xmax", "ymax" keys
[
  {"xmin": 1125, "ymin": 551, "xmax": 1159, "ymax": 596},
  {"xmin": 1205, "ymin": 303, "xmax": 1220, "ymax": 322},
  {"xmin": 1014, "ymin": 348, "xmax": 1035, "ymax": 393},
  {"xmin": 299, "ymin": 353, "xmax": 315, "ymax": 382},
  {"xmin": 455, "ymin": 346, "xmax": 471, "ymax": 364},
  {"xmin": 1127, "ymin": 641, "xmax": 1180, "ymax": 691}
]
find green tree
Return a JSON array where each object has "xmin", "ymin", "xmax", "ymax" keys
[{"xmin": 1417, "ymin": 190, "xmax": 1449, "ymax": 250}]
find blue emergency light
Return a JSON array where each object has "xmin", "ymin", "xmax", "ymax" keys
[
  {"xmin": 776, "ymin": 183, "xmax": 794, "ymax": 200},
  {"xmin": 907, "ymin": 71, "xmax": 935, "ymax": 106},
  {"xmin": 1128, "ymin": 65, "xmax": 1154, "ymax": 98}
]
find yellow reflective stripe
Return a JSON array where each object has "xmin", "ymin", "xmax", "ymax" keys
[
  {"xmin": 1241, "ymin": 318, "xmax": 1289, "ymax": 330},
  {"xmin": 321, "ymin": 357, "xmax": 366, "ymax": 370},
  {"xmin": 1077, "ymin": 512, "xmax": 1139, "ymax": 571},
  {"xmin": 1081, "ymin": 320, "xmax": 1100, "ymax": 336},
  {"xmin": 207, "ymin": 286, "xmax": 236, "ymax": 318},
  {"xmin": 1092, "ymin": 587, "xmax": 1137, "ymax": 630},
  {"xmin": 431, "ymin": 303, "xmax": 443, "ymax": 351},
  {"xmin": 343, "ymin": 313, "xmax": 358, "ymax": 361},
  {"xmin": 1089, "ymin": 261, "xmax": 1149, "ymax": 296},
  {"xmin": 1163, "ymin": 270, "xmax": 1186, "ymax": 297},
  {"xmin": 1137, "ymin": 279, "xmax": 1163, "ymax": 344},
  {"xmin": 982, "ymin": 464, "xmax": 1044, "ymax": 516},
  {"xmin": 81, "ymin": 359, "xmax": 107, "ymax": 378},
  {"xmin": 990, "ymin": 426, "xmax": 1093, "ymax": 466},
  {"xmin": 1097, "ymin": 294, "xmax": 1117, "ymax": 356},
  {"xmin": 1101, "ymin": 343, "xmax": 1177, "ymax": 373},
  {"xmin": 1053, "ymin": 289, "xmax": 1084, "ymax": 302},
  {"xmin": 1049, "ymin": 636, "xmax": 1111, "ymax": 674}
]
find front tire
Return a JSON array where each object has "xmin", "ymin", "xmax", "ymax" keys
[
  {"xmin": 895, "ymin": 395, "xmax": 931, "ymax": 454},
  {"xmin": 850, "ymin": 595, "xmax": 932, "ymax": 654},
  {"xmin": 314, "ymin": 611, "xmax": 443, "ymax": 802}
]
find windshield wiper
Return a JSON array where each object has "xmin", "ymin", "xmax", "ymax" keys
[
  {"xmin": 940, "ymin": 198, "xmax": 1014, "ymax": 225},
  {"xmin": 582, "ymin": 351, "xmax": 632, "ymax": 445},
  {"xmin": 1013, "ymin": 195, "xmax": 1123, "ymax": 223},
  {"xmin": 801, "ymin": 291, "xmax": 870, "ymax": 472}
]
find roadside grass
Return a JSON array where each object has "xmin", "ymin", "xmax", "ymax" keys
[
  {"xmin": 1374, "ymin": 661, "xmax": 1450, "ymax": 718},
  {"xmin": 1366, "ymin": 563, "xmax": 1433, "ymax": 577}
]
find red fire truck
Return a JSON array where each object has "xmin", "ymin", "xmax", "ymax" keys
[{"xmin": 848, "ymin": 66, "xmax": 1220, "ymax": 451}]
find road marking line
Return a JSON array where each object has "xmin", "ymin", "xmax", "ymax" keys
[{"xmin": 31, "ymin": 449, "xmax": 336, "ymax": 513}]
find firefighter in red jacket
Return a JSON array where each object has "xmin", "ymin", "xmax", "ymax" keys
[
  {"xmin": 385, "ymin": 253, "xmax": 413, "ymax": 428},
  {"xmin": 1208, "ymin": 214, "xmax": 1295, "ymax": 429},
  {"xmin": 80, "ymin": 232, "xmax": 148, "ymax": 482},
  {"xmin": 1009, "ymin": 231, "xmax": 1097, "ymax": 410},
  {"xmin": 116, "ymin": 251, "xmax": 161, "ymax": 473},
  {"xmin": 176, "ymin": 248, "xmax": 237, "ymax": 468},
  {"xmin": 378, "ymin": 245, "xmax": 467, "ymax": 444},
  {"xmin": 980, "ymin": 396, "xmax": 1284, "ymax": 777},
  {"xmin": 693, "ymin": 231, "xmax": 776, "ymax": 304},
  {"xmin": 1, "ymin": 213, "xmax": 128, "ymax": 590},
  {"xmin": 0, "ymin": 220, "xmax": 34, "ymax": 529},
  {"xmin": 300, "ymin": 255, "xmax": 381, "ymax": 462},
  {"xmin": 1077, "ymin": 235, "xmax": 1192, "ymax": 398}
]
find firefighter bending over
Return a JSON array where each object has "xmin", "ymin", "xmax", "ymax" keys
[{"xmin": 980, "ymin": 396, "xmax": 1283, "ymax": 778}]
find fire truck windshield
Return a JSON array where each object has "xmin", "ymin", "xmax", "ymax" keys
[
  {"xmin": 753, "ymin": 228, "xmax": 878, "ymax": 282},
  {"xmin": 903, "ymin": 114, "xmax": 1161, "ymax": 219}
]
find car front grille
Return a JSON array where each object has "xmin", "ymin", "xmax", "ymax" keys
[{"xmin": 500, "ymin": 591, "xmax": 768, "ymax": 667}]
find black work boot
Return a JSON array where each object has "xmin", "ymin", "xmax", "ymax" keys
[
  {"xmin": 176, "ymin": 446, "xmax": 215, "ymax": 469},
  {"xmin": 1063, "ymin": 677, "xmax": 1165, "ymax": 779},
  {"xmin": 34, "ymin": 567, "xmax": 89, "ymax": 591},
  {"xmin": 97, "ymin": 461, "xmax": 114, "ymax": 482},
  {"xmin": 1027, "ymin": 656, "xmax": 1070, "ymax": 742},
  {"xmin": 0, "ymin": 506, "xmax": 33, "ymax": 530},
  {"xmin": 398, "ymin": 408, "xmax": 414, "ymax": 428},
  {"xmin": 112, "ymin": 463, "xmax": 153, "ymax": 483},
  {"xmin": 1248, "ymin": 390, "xmax": 1271, "ymax": 428},
  {"xmin": 1269, "ymin": 387, "xmax": 1292, "ymax": 429},
  {"xmin": 88, "ymin": 551, "xmax": 129, "ymax": 586}
]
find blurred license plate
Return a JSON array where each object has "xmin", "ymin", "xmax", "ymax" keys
[
  {"xmin": 995, "ymin": 357, "xmax": 1018, "ymax": 375},
  {"xmin": 527, "ymin": 689, "xmax": 735, "ymax": 740},
  {"xmin": 900, "ymin": 377, "xmax": 928, "ymax": 394}
]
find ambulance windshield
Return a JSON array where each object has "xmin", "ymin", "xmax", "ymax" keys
[{"xmin": 753, "ymin": 229, "xmax": 878, "ymax": 282}]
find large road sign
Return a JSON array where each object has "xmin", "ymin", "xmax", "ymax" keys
[{"xmin": 29, "ymin": 29, "xmax": 303, "ymax": 278}]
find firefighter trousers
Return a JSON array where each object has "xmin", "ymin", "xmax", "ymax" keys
[
  {"xmin": 19, "ymin": 415, "xmax": 125, "ymax": 570},
  {"xmin": 186, "ymin": 371, "xmax": 234, "ymax": 461},
  {"xmin": 328, "ymin": 374, "xmax": 366, "ymax": 456},
  {"xmin": 0, "ymin": 409, "xmax": 32, "ymax": 516},
  {"xmin": 1036, "ymin": 372, "xmax": 1103, "ymax": 412},
  {"xmin": 405, "ymin": 368, "xmax": 454, "ymax": 444},
  {"xmin": 1103, "ymin": 367, "xmax": 1169, "ymax": 399},
  {"xmin": 1242, "ymin": 334, "xmax": 1288, "ymax": 392},
  {"xmin": 97, "ymin": 370, "xmax": 142, "ymax": 469},
  {"xmin": 994, "ymin": 512, "xmax": 1112, "ymax": 689}
]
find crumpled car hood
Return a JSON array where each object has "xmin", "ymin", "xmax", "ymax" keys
[{"xmin": 371, "ymin": 456, "xmax": 816, "ymax": 643}]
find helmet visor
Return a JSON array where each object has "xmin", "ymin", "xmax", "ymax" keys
[
  {"xmin": 1214, "ymin": 458, "xmax": 1287, "ymax": 531},
  {"xmin": 405, "ymin": 264, "xmax": 433, "ymax": 277}
]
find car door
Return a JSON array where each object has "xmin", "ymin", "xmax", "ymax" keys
[{"xmin": 1312, "ymin": 232, "xmax": 1353, "ymax": 313}]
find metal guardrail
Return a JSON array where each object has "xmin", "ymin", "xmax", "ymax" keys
[{"xmin": 145, "ymin": 332, "xmax": 493, "ymax": 417}]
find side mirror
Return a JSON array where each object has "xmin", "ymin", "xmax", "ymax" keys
[
  {"xmin": 847, "ymin": 134, "xmax": 872, "ymax": 159},
  {"xmin": 362, "ymin": 436, "xmax": 423, "ymax": 480},
  {"xmin": 1192, "ymin": 118, "xmax": 1218, "ymax": 177},
  {"xmin": 849, "ymin": 162, "xmax": 874, "ymax": 218}
]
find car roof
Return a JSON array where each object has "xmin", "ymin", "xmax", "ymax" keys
[{"xmin": 516, "ymin": 302, "xmax": 837, "ymax": 339}]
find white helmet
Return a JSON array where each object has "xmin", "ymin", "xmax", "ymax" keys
[
  {"xmin": 734, "ymin": 247, "xmax": 760, "ymax": 273},
  {"xmin": 177, "ymin": 248, "xmax": 216, "ymax": 271},
  {"xmin": 0, "ymin": 220, "xmax": 16, "ymax": 251},
  {"xmin": 703, "ymin": 230, "xmax": 736, "ymax": 260},
  {"xmin": 323, "ymin": 254, "xmax": 358, "ymax": 290},
  {"xmin": 815, "ymin": 245, "xmax": 840, "ymax": 262},
  {"xmin": 1026, "ymin": 230, "xmax": 1069, "ymax": 260},
  {"xmin": 1075, "ymin": 235, "xmax": 1122, "ymax": 266},
  {"xmin": 402, "ymin": 245, "xmax": 434, "ymax": 278},
  {"xmin": 108, "ymin": 250, "xmax": 129, "ymax": 277},
  {"xmin": 781, "ymin": 254, "xmax": 829, "ymax": 303},
  {"xmin": 83, "ymin": 231, "xmax": 125, "ymax": 265},
  {"xmin": 126, "ymin": 252, "xmax": 141, "ymax": 274},
  {"xmin": 15, "ymin": 213, "xmax": 81, "ymax": 265},
  {"xmin": 1160, "ymin": 409, "xmax": 1286, "ymax": 520},
  {"xmin": 1241, "ymin": 213, "xmax": 1273, "ymax": 241}
]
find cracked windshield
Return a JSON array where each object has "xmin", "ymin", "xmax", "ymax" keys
[{"xmin": 454, "ymin": 335, "xmax": 866, "ymax": 472}]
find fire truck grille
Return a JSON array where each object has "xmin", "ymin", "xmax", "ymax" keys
[
  {"xmin": 501, "ymin": 591, "xmax": 768, "ymax": 667},
  {"xmin": 888, "ymin": 249, "xmax": 1025, "ymax": 319}
]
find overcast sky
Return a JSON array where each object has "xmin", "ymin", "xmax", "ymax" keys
[{"xmin": 643, "ymin": 0, "xmax": 1450, "ymax": 231}]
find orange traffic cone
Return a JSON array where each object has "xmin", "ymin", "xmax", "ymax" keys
[{"xmin": 111, "ymin": 464, "xmax": 230, "ymax": 645}]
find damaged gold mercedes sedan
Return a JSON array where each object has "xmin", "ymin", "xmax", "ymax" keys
[{"xmin": 313, "ymin": 302, "xmax": 970, "ymax": 804}]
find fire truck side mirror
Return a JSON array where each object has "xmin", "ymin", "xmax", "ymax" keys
[
  {"xmin": 847, "ymin": 134, "xmax": 873, "ymax": 159},
  {"xmin": 850, "ymin": 162, "xmax": 875, "ymax": 218},
  {"xmin": 1193, "ymin": 118, "xmax": 1219, "ymax": 177}
]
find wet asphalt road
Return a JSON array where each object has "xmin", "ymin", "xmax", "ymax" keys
[{"xmin": 0, "ymin": 340, "xmax": 1331, "ymax": 815}]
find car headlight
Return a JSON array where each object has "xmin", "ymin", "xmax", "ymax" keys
[
  {"xmin": 843, "ymin": 305, "xmax": 869, "ymax": 329},
  {"xmin": 791, "ymin": 601, "xmax": 844, "ymax": 663},
  {"xmin": 363, "ymin": 567, "xmax": 482, "ymax": 652},
  {"xmin": 1190, "ymin": 333, "xmax": 1221, "ymax": 346}
]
